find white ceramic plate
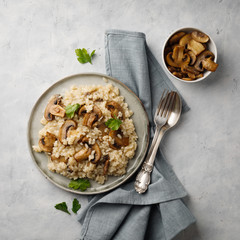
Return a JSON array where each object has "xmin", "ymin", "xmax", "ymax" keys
[{"xmin": 27, "ymin": 73, "xmax": 149, "ymax": 195}]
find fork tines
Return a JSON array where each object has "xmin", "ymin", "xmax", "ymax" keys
[{"xmin": 157, "ymin": 90, "xmax": 176, "ymax": 118}]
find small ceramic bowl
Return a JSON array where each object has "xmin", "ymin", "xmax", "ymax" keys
[{"xmin": 162, "ymin": 27, "xmax": 217, "ymax": 83}]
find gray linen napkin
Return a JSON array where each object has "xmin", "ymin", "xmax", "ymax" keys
[{"xmin": 79, "ymin": 30, "xmax": 195, "ymax": 240}]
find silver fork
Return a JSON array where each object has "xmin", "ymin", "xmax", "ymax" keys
[{"xmin": 135, "ymin": 90, "xmax": 176, "ymax": 194}]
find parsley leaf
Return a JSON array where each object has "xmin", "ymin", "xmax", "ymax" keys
[
  {"xmin": 65, "ymin": 103, "xmax": 80, "ymax": 118},
  {"xmin": 68, "ymin": 178, "xmax": 91, "ymax": 191},
  {"xmin": 90, "ymin": 50, "xmax": 96, "ymax": 57},
  {"xmin": 72, "ymin": 198, "xmax": 81, "ymax": 214},
  {"xmin": 75, "ymin": 48, "xmax": 96, "ymax": 64},
  {"xmin": 55, "ymin": 202, "xmax": 70, "ymax": 215},
  {"xmin": 105, "ymin": 116, "xmax": 122, "ymax": 130}
]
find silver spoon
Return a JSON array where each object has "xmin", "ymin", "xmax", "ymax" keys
[{"xmin": 135, "ymin": 91, "xmax": 182, "ymax": 194}]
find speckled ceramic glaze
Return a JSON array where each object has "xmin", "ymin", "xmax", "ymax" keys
[{"xmin": 27, "ymin": 73, "xmax": 149, "ymax": 195}]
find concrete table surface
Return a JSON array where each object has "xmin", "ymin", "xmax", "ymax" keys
[{"xmin": 0, "ymin": 0, "xmax": 239, "ymax": 239}]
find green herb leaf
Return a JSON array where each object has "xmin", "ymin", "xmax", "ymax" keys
[
  {"xmin": 65, "ymin": 103, "xmax": 80, "ymax": 118},
  {"xmin": 90, "ymin": 50, "xmax": 95, "ymax": 57},
  {"xmin": 72, "ymin": 198, "xmax": 81, "ymax": 214},
  {"xmin": 75, "ymin": 48, "xmax": 96, "ymax": 64},
  {"xmin": 55, "ymin": 202, "xmax": 70, "ymax": 215},
  {"xmin": 68, "ymin": 178, "xmax": 91, "ymax": 191},
  {"xmin": 105, "ymin": 116, "xmax": 122, "ymax": 130}
]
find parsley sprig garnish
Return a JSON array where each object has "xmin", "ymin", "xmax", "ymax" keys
[
  {"xmin": 68, "ymin": 178, "xmax": 91, "ymax": 191},
  {"xmin": 105, "ymin": 115, "xmax": 122, "ymax": 130},
  {"xmin": 65, "ymin": 103, "xmax": 80, "ymax": 118}
]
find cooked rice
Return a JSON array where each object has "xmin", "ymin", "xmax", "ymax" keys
[{"xmin": 33, "ymin": 83, "xmax": 138, "ymax": 184}]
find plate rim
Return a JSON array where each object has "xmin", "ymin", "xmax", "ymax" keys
[{"xmin": 27, "ymin": 72, "xmax": 150, "ymax": 195}]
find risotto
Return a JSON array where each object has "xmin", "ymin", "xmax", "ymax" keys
[{"xmin": 33, "ymin": 83, "xmax": 138, "ymax": 184}]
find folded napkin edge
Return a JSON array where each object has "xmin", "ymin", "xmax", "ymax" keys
[
  {"xmin": 79, "ymin": 190, "xmax": 188, "ymax": 210},
  {"xmin": 105, "ymin": 29, "xmax": 146, "ymax": 39}
]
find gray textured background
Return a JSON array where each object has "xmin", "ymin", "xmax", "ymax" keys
[{"xmin": 0, "ymin": 0, "xmax": 239, "ymax": 239}]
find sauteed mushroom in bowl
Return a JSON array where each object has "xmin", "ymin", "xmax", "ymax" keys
[{"xmin": 162, "ymin": 27, "xmax": 218, "ymax": 83}]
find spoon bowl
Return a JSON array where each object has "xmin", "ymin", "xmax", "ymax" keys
[{"xmin": 164, "ymin": 92, "xmax": 182, "ymax": 130}]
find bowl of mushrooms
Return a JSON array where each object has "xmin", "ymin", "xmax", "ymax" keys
[{"xmin": 162, "ymin": 27, "xmax": 218, "ymax": 83}]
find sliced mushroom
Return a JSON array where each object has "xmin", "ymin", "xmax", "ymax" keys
[
  {"xmin": 75, "ymin": 137, "xmax": 101, "ymax": 163},
  {"xmin": 74, "ymin": 147, "xmax": 92, "ymax": 161},
  {"xmin": 102, "ymin": 154, "xmax": 110, "ymax": 162},
  {"xmin": 202, "ymin": 58, "xmax": 218, "ymax": 72},
  {"xmin": 173, "ymin": 72, "xmax": 183, "ymax": 78},
  {"xmin": 169, "ymin": 32, "xmax": 186, "ymax": 45},
  {"xmin": 49, "ymin": 104, "xmax": 65, "ymax": 118},
  {"xmin": 38, "ymin": 132, "xmax": 56, "ymax": 152},
  {"xmin": 82, "ymin": 113, "xmax": 90, "ymax": 126},
  {"xmin": 166, "ymin": 50, "xmax": 190, "ymax": 68},
  {"xmin": 182, "ymin": 53, "xmax": 191, "ymax": 65},
  {"xmin": 59, "ymin": 120, "xmax": 77, "ymax": 144},
  {"xmin": 187, "ymin": 39, "xmax": 205, "ymax": 56},
  {"xmin": 191, "ymin": 31, "xmax": 209, "ymax": 43},
  {"xmin": 93, "ymin": 106, "xmax": 102, "ymax": 119},
  {"xmin": 96, "ymin": 122, "xmax": 109, "ymax": 142},
  {"xmin": 181, "ymin": 65, "xmax": 200, "ymax": 76},
  {"xmin": 98, "ymin": 123, "xmax": 109, "ymax": 135},
  {"xmin": 81, "ymin": 136, "xmax": 89, "ymax": 143},
  {"xmin": 166, "ymin": 52, "xmax": 179, "ymax": 67},
  {"xmin": 87, "ymin": 105, "xmax": 103, "ymax": 128},
  {"xmin": 103, "ymin": 159, "xmax": 110, "ymax": 175},
  {"xmin": 171, "ymin": 43, "xmax": 179, "ymax": 50},
  {"xmin": 81, "ymin": 105, "xmax": 102, "ymax": 128},
  {"xmin": 188, "ymin": 51, "xmax": 197, "ymax": 65},
  {"xmin": 109, "ymin": 129, "xmax": 129, "ymax": 150},
  {"xmin": 109, "ymin": 142, "xmax": 121, "ymax": 150},
  {"xmin": 79, "ymin": 105, "xmax": 89, "ymax": 125},
  {"xmin": 87, "ymin": 113, "xmax": 98, "ymax": 128},
  {"xmin": 78, "ymin": 105, "xmax": 87, "ymax": 116},
  {"xmin": 106, "ymin": 101, "xmax": 125, "ymax": 120},
  {"xmin": 172, "ymin": 45, "xmax": 184, "ymax": 64},
  {"xmin": 167, "ymin": 66, "xmax": 180, "ymax": 73},
  {"xmin": 44, "ymin": 94, "xmax": 63, "ymax": 121},
  {"xmin": 187, "ymin": 72, "xmax": 196, "ymax": 80},
  {"xmin": 179, "ymin": 33, "xmax": 192, "ymax": 48},
  {"xmin": 164, "ymin": 46, "xmax": 172, "ymax": 58},
  {"xmin": 196, "ymin": 73, "xmax": 204, "ymax": 78},
  {"xmin": 91, "ymin": 143, "xmax": 101, "ymax": 164},
  {"xmin": 194, "ymin": 50, "xmax": 215, "ymax": 72}
]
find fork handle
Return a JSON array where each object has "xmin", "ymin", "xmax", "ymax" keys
[{"xmin": 135, "ymin": 126, "xmax": 165, "ymax": 194}]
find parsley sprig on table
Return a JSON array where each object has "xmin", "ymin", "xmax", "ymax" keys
[
  {"xmin": 55, "ymin": 202, "xmax": 70, "ymax": 215},
  {"xmin": 72, "ymin": 198, "xmax": 81, "ymax": 214},
  {"xmin": 55, "ymin": 199, "xmax": 81, "ymax": 215},
  {"xmin": 75, "ymin": 48, "xmax": 96, "ymax": 64}
]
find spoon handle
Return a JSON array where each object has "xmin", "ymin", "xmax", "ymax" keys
[{"xmin": 135, "ymin": 127, "xmax": 165, "ymax": 194}]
